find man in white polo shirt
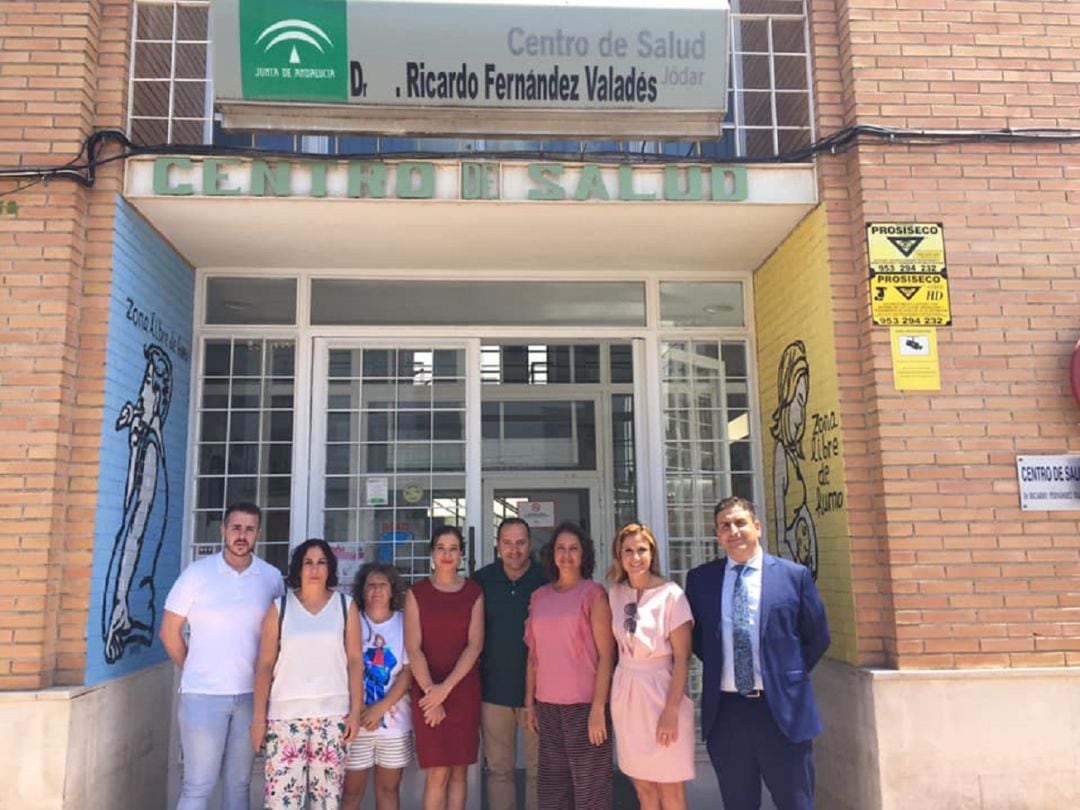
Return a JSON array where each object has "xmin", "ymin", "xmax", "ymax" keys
[{"xmin": 159, "ymin": 502, "xmax": 284, "ymax": 810}]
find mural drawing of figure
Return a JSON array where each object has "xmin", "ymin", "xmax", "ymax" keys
[
  {"xmin": 102, "ymin": 344, "xmax": 173, "ymax": 663},
  {"xmin": 770, "ymin": 340, "xmax": 818, "ymax": 579}
]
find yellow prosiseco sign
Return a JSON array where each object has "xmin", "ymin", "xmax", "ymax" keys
[{"xmin": 866, "ymin": 222, "xmax": 951, "ymax": 327}]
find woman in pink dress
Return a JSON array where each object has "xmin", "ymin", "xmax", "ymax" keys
[{"xmin": 607, "ymin": 523, "xmax": 695, "ymax": 810}]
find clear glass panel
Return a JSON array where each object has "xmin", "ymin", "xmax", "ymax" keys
[
  {"xmin": 136, "ymin": 3, "xmax": 173, "ymax": 39},
  {"xmin": 480, "ymin": 344, "xmax": 623, "ymax": 385},
  {"xmin": 320, "ymin": 347, "xmax": 469, "ymax": 583},
  {"xmin": 131, "ymin": 81, "xmax": 170, "ymax": 118},
  {"xmin": 204, "ymin": 340, "xmax": 231, "ymax": 376},
  {"xmin": 610, "ymin": 343, "xmax": 634, "ymax": 384},
  {"xmin": 311, "ymin": 280, "xmax": 646, "ymax": 327},
  {"xmin": 660, "ymin": 282, "xmax": 745, "ymax": 327},
  {"xmin": 574, "ymin": 345, "xmax": 601, "ymax": 384},
  {"xmin": 776, "ymin": 92, "xmax": 811, "ymax": 127},
  {"xmin": 133, "ymin": 42, "xmax": 171, "ymax": 79},
  {"xmin": 231, "ymin": 341, "xmax": 263, "ymax": 377},
  {"xmin": 192, "ymin": 338, "xmax": 295, "ymax": 569},
  {"xmin": 202, "ymin": 379, "xmax": 228, "ymax": 409},
  {"xmin": 205, "ymin": 277, "xmax": 297, "ymax": 325},
  {"xmin": 774, "ymin": 55, "xmax": 809, "ymax": 91},
  {"xmin": 130, "ymin": 118, "xmax": 168, "ymax": 146},
  {"xmin": 739, "ymin": 91, "xmax": 774, "ymax": 128},
  {"xmin": 736, "ymin": 18, "xmax": 769, "ymax": 52},
  {"xmin": 482, "ymin": 401, "xmax": 596, "ymax": 471}
]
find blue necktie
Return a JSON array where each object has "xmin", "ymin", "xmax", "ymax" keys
[{"xmin": 732, "ymin": 564, "xmax": 754, "ymax": 694}]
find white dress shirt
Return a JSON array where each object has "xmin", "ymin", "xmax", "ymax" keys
[{"xmin": 720, "ymin": 547, "xmax": 764, "ymax": 692}]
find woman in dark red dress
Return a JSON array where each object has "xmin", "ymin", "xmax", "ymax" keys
[{"xmin": 404, "ymin": 526, "xmax": 484, "ymax": 810}]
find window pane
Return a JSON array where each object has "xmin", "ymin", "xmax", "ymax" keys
[
  {"xmin": 610, "ymin": 343, "xmax": 634, "ymax": 384},
  {"xmin": 660, "ymin": 282, "xmax": 745, "ymax": 327},
  {"xmin": 311, "ymin": 280, "xmax": 646, "ymax": 327},
  {"xmin": 192, "ymin": 339, "xmax": 295, "ymax": 563},
  {"xmin": 205, "ymin": 277, "xmax": 297, "ymax": 325},
  {"xmin": 482, "ymin": 401, "xmax": 597, "ymax": 471},
  {"xmin": 133, "ymin": 42, "xmax": 171, "ymax": 79}
]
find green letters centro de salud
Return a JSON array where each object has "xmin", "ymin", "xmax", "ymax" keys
[
  {"xmin": 151, "ymin": 158, "xmax": 749, "ymax": 202},
  {"xmin": 240, "ymin": 0, "xmax": 348, "ymax": 101}
]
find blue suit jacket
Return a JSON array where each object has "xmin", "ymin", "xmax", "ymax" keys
[{"xmin": 686, "ymin": 553, "xmax": 830, "ymax": 744}]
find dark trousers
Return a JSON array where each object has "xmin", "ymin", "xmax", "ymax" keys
[
  {"xmin": 535, "ymin": 701, "xmax": 613, "ymax": 810},
  {"xmin": 706, "ymin": 692, "xmax": 814, "ymax": 810}
]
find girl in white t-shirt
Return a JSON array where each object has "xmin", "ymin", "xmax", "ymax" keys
[{"xmin": 342, "ymin": 562, "xmax": 414, "ymax": 810}]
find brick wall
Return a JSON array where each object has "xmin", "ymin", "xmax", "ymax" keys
[
  {"xmin": 0, "ymin": 0, "xmax": 133, "ymax": 688},
  {"xmin": 809, "ymin": 0, "xmax": 1080, "ymax": 668}
]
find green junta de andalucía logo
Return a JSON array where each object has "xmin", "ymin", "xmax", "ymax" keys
[{"xmin": 239, "ymin": 0, "xmax": 348, "ymax": 102}]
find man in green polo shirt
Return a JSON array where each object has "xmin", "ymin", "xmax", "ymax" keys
[{"xmin": 473, "ymin": 517, "xmax": 548, "ymax": 810}]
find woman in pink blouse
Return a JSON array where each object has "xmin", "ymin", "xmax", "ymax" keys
[{"xmin": 524, "ymin": 521, "xmax": 615, "ymax": 810}]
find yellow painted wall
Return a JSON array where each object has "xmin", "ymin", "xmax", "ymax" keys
[{"xmin": 754, "ymin": 205, "xmax": 857, "ymax": 663}]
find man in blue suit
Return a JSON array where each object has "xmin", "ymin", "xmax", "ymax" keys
[{"xmin": 685, "ymin": 497, "xmax": 830, "ymax": 810}]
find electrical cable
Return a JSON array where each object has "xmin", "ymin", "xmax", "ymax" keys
[{"xmin": 0, "ymin": 124, "xmax": 1078, "ymax": 190}]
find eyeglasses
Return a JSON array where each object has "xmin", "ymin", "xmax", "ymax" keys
[{"xmin": 623, "ymin": 601, "xmax": 638, "ymax": 635}]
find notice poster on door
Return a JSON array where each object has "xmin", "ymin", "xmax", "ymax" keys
[
  {"xmin": 520, "ymin": 500, "xmax": 556, "ymax": 529},
  {"xmin": 333, "ymin": 543, "xmax": 366, "ymax": 592},
  {"xmin": 366, "ymin": 477, "xmax": 389, "ymax": 506}
]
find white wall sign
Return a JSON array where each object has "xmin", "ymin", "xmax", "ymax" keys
[
  {"xmin": 1016, "ymin": 455, "xmax": 1080, "ymax": 511},
  {"xmin": 520, "ymin": 500, "xmax": 556, "ymax": 528},
  {"xmin": 212, "ymin": 0, "xmax": 731, "ymax": 138},
  {"xmin": 366, "ymin": 477, "xmax": 389, "ymax": 506}
]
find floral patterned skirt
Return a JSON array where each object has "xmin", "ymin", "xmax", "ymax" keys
[{"xmin": 264, "ymin": 715, "xmax": 347, "ymax": 809}]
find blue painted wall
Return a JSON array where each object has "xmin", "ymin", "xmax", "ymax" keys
[{"xmin": 84, "ymin": 197, "xmax": 194, "ymax": 685}]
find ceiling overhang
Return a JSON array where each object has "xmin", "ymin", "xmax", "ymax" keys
[{"xmin": 123, "ymin": 156, "xmax": 817, "ymax": 273}]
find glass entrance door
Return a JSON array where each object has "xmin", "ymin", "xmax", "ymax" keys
[
  {"xmin": 309, "ymin": 341, "xmax": 478, "ymax": 583},
  {"xmin": 309, "ymin": 339, "xmax": 640, "ymax": 584},
  {"xmin": 478, "ymin": 341, "xmax": 639, "ymax": 576}
]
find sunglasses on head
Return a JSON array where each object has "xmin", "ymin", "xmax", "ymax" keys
[{"xmin": 623, "ymin": 601, "xmax": 638, "ymax": 635}]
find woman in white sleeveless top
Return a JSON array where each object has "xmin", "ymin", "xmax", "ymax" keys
[{"xmin": 252, "ymin": 539, "xmax": 364, "ymax": 810}]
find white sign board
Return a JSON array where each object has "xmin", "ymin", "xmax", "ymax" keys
[
  {"xmin": 366, "ymin": 477, "xmax": 389, "ymax": 506},
  {"xmin": 212, "ymin": 0, "xmax": 731, "ymax": 138},
  {"xmin": 1016, "ymin": 455, "xmax": 1080, "ymax": 511},
  {"xmin": 520, "ymin": 500, "xmax": 556, "ymax": 528}
]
